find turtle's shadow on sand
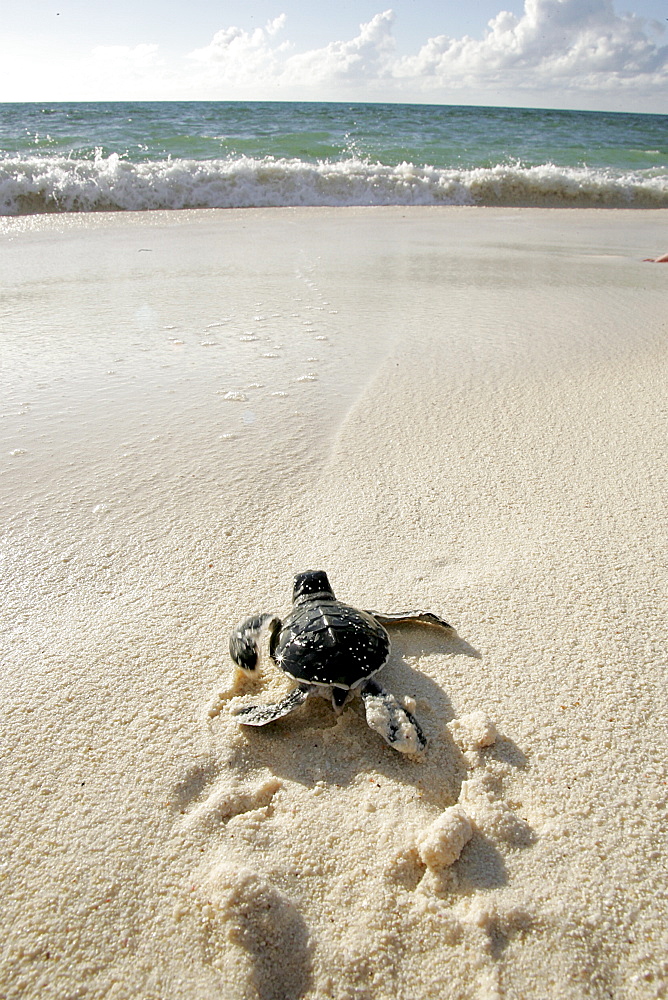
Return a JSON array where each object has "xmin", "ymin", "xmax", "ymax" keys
[
  {"xmin": 223, "ymin": 626, "xmax": 519, "ymax": 893},
  {"xmin": 385, "ymin": 624, "xmax": 482, "ymax": 661}
]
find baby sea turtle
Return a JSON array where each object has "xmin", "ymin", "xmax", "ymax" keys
[{"xmin": 229, "ymin": 570, "xmax": 452, "ymax": 754}]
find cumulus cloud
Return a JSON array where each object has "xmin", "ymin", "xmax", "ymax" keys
[
  {"xmin": 183, "ymin": 1, "xmax": 667, "ymax": 103},
  {"xmin": 188, "ymin": 17, "xmax": 292, "ymax": 90},
  {"xmin": 283, "ymin": 10, "xmax": 396, "ymax": 85},
  {"xmin": 187, "ymin": 10, "xmax": 396, "ymax": 94},
  {"xmin": 397, "ymin": 0, "xmax": 668, "ymax": 93}
]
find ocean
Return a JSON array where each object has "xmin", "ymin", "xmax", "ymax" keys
[{"xmin": 1, "ymin": 100, "xmax": 667, "ymax": 214}]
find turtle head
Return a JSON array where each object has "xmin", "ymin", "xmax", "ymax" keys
[{"xmin": 292, "ymin": 570, "xmax": 335, "ymax": 605}]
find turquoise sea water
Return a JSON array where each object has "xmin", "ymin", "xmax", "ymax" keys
[{"xmin": 1, "ymin": 101, "xmax": 667, "ymax": 213}]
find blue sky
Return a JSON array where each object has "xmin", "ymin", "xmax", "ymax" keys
[{"xmin": 1, "ymin": 0, "xmax": 667, "ymax": 111}]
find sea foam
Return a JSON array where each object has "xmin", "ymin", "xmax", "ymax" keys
[{"xmin": 1, "ymin": 152, "xmax": 667, "ymax": 214}]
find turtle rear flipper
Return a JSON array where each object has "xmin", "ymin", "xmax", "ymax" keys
[
  {"xmin": 233, "ymin": 685, "xmax": 311, "ymax": 726},
  {"xmin": 229, "ymin": 613, "xmax": 282, "ymax": 674},
  {"xmin": 360, "ymin": 678, "xmax": 427, "ymax": 754}
]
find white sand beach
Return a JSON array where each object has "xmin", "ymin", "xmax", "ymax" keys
[{"xmin": 1, "ymin": 207, "xmax": 667, "ymax": 999}]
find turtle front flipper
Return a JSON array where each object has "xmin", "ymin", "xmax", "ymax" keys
[
  {"xmin": 360, "ymin": 678, "xmax": 427, "ymax": 755},
  {"xmin": 229, "ymin": 614, "xmax": 282, "ymax": 674},
  {"xmin": 233, "ymin": 685, "xmax": 311, "ymax": 727},
  {"xmin": 365, "ymin": 610, "xmax": 452, "ymax": 632}
]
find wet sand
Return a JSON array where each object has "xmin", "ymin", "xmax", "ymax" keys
[{"xmin": 1, "ymin": 207, "xmax": 667, "ymax": 999}]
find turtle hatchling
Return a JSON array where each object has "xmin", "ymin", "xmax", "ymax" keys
[{"xmin": 229, "ymin": 570, "xmax": 452, "ymax": 754}]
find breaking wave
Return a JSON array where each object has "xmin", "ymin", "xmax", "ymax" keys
[{"xmin": 2, "ymin": 152, "xmax": 667, "ymax": 214}]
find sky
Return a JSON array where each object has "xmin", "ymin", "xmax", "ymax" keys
[{"xmin": 1, "ymin": 0, "xmax": 667, "ymax": 112}]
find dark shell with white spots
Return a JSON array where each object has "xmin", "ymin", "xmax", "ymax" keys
[{"xmin": 273, "ymin": 599, "xmax": 390, "ymax": 688}]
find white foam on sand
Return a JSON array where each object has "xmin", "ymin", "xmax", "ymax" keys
[{"xmin": 1, "ymin": 208, "xmax": 667, "ymax": 999}]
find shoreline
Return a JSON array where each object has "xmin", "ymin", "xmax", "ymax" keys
[{"xmin": 2, "ymin": 207, "xmax": 666, "ymax": 999}]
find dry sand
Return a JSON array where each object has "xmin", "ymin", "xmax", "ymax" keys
[{"xmin": 1, "ymin": 207, "xmax": 667, "ymax": 999}]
